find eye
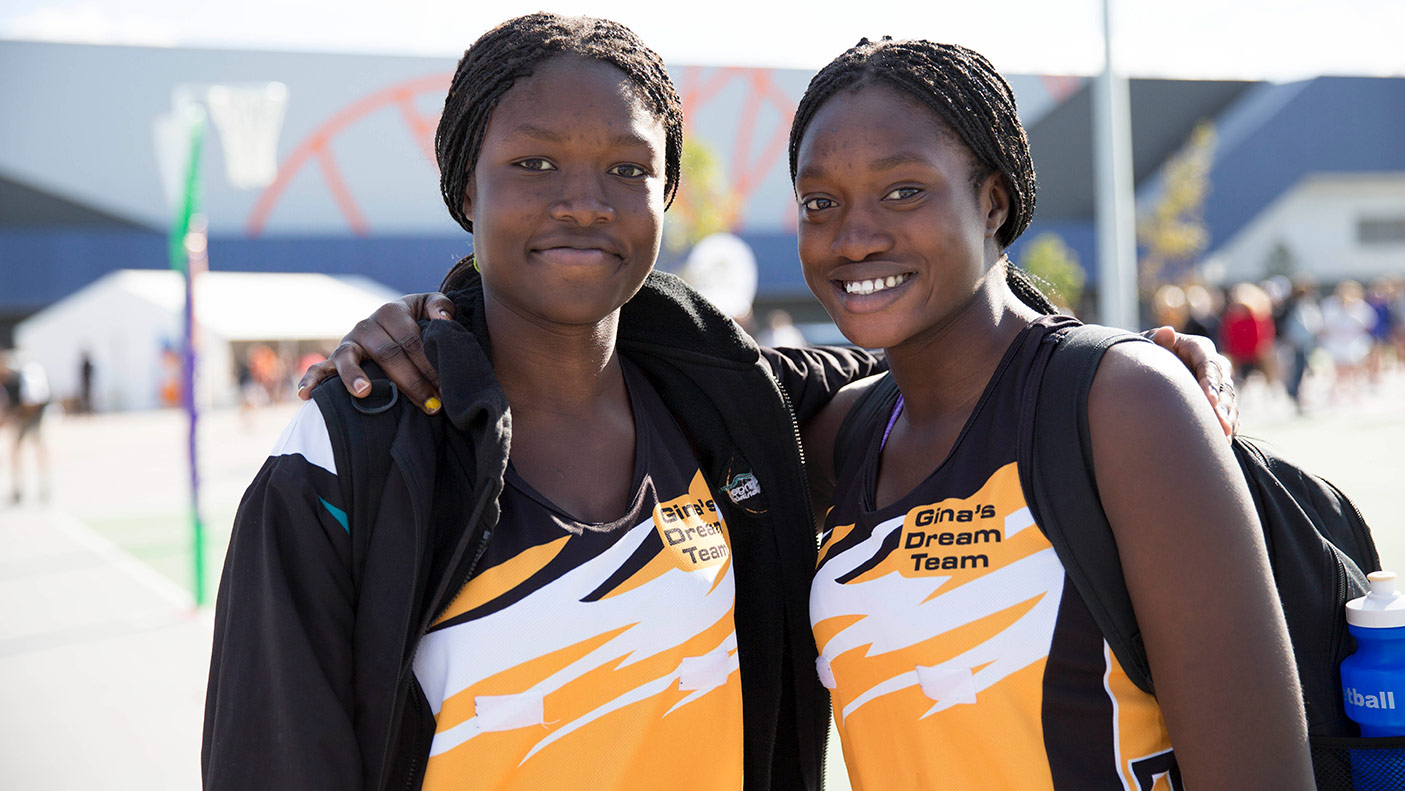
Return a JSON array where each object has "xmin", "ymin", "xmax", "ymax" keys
[
  {"xmin": 609, "ymin": 164, "xmax": 648, "ymax": 179},
  {"xmin": 514, "ymin": 158, "xmax": 555, "ymax": 172},
  {"xmin": 802, "ymin": 196, "xmax": 836, "ymax": 212},
  {"xmin": 883, "ymin": 187, "xmax": 921, "ymax": 201}
]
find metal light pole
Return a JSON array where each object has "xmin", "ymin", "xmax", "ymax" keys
[{"xmin": 1093, "ymin": 0, "xmax": 1139, "ymax": 329}]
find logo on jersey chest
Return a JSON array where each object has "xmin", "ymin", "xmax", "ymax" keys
[
  {"xmin": 901, "ymin": 503, "xmax": 1001, "ymax": 574},
  {"xmin": 655, "ymin": 471, "xmax": 730, "ymax": 571}
]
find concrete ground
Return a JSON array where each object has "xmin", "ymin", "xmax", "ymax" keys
[{"xmin": 0, "ymin": 368, "xmax": 1401, "ymax": 790}]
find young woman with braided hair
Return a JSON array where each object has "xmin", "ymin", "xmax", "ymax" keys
[
  {"xmin": 284, "ymin": 21, "xmax": 1250, "ymax": 791},
  {"xmin": 789, "ymin": 38, "xmax": 1311, "ymax": 788},
  {"xmin": 206, "ymin": 14, "xmax": 885, "ymax": 790}
]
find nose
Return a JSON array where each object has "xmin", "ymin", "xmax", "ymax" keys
[
  {"xmin": 830, "ymin": 205, "xmax": 893, "ymax": 262},
  {"xmin": 550, "ymin": 171, "xmax": 615, "ymax": 226}
]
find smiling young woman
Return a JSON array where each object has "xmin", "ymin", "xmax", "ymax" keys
[
  {"xmin": 792, "ymin": 38, "xmax": 1313, "ymax": 790},
  {"xmin": 203, "ymin": 15, "xmax": 887, "ymax": 791}
]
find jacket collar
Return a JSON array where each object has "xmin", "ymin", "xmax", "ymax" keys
[{"xmin": 420, "ymin": 284, "xmax": 510, "ymax": 445}]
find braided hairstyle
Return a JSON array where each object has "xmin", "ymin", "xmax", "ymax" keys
[
  {"xmin": 435, "ymin": 13, "xmax": 684, "ymax": 289},
  {"xmin": 787, "ymin": 37, "xmax": 1056, "ymax": 313}
]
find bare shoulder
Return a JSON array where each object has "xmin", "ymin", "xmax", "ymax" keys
[{"xmin": 1086, "ymin": 340, "xmax": 1216, "ymax": 447}]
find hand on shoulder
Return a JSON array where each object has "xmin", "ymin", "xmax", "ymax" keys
[{"xmin": 802, "ymin": 372, "xmax": 890, "ymax": 520}]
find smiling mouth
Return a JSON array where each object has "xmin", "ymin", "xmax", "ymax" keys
[
  {"xmin": 534, "ymin": 246, "xmax": 620, "ymax": 265},
  {"xmin": 840, "ymin": 273, "xmax": 910, "ymax": 296}
]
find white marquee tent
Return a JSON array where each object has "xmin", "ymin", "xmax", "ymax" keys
[{"xmin": 14, "ymin": 270, "xmax": 402, "ymax": 411}]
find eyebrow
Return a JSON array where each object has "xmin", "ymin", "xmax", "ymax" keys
[
  {"xmin": 869, "ymin": 152, "xmax": 932, "ymax": 171},
  {"xmin": 512, "ymin": 123, "xmax": 660, "ymax": 151},
  {"xmin": 796, "ymin": 151, "xmax": 932, "ymax": 183},
  {"xmin": 514, "ymin": 123, "xmax": 567, "ymax": 143}
]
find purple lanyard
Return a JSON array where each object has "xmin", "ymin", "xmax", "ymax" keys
[{"xmin": 880, "ymin": 395, "xmax": 904, "ymax": 450}]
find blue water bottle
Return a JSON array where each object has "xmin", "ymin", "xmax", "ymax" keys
[
  {"xmin": 1341, "ymin": 571, "xmax": 1405, "ymax": 790},
  {"xmin": 1342, "ymin": 571, "xmax": 1405, "ymax": 737}
]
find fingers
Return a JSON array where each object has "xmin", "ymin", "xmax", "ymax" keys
[
  {"xmin": 373, "ymin": 301, "xmax": 441, "ymax": 398},
  {"xmin": 424, "ymin": 292, "xmax": 456, "ymax": 321},
  {"xmin": 298, "ymin": 294, "xmax": 455, "ymax": 413},
  {"xmin": 359, "ymin": 304, "xmax": 441, "ymax": 414},
  {"xmin": 1149, "ymin": 327, "xmax": 1237, "ymax": 440},
  {"xmin": 296, "ymin": 358, "xmax": 339, "ymax": 400},
  {"xmin": 331, "ymin": 335, "xmax": 375, "ymax": 398},
  {"xmin": 1214, "ymin": 367, "xmax": 1240, "ymax": 439},
  {"xmin": 1179, "ymin": 333, "xmax": 1236, "ymax": 440}
]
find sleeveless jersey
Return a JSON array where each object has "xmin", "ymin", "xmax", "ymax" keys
[
  {"xmin": 414, "ymin": 361, "xmax": 742, "ymax": 790},
  {"xmin": 811, "ymin": 324, "xmax": 1180, "ymax": 791}
]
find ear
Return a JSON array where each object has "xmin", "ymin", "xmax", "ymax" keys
[
  {"xmin": 462, "ymin": 171, "xmax": 476, "ymax": 226},
  {"xmin": 980, "ymin": 171, "xmax": 1010, "ymax": 241}
]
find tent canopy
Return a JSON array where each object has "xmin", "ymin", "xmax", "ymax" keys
[{"xmin": 91, "ymin": 269, "xmax": 403, "ymax": 342}]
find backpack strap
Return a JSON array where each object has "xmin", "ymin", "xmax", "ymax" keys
[
  {"xmin": 1017, "ymin": 320, "xmax": 1156, "ymax": 694},
  {"xmin": 312, "ymin": 372, "xmax": 402, "ymax": 591},
  {"xmin": 833, "ymin": 372, "xmax": 901, "ymax": 480}
]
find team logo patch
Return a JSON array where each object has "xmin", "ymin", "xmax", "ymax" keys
[{"xmin": 720, "ymin": 472, "xmax": 760, "ymax": 505}]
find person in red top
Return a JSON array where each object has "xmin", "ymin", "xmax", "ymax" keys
[{"xmin": 1221, "ymin": 282, "xmax": 1276, "ymax": 385}]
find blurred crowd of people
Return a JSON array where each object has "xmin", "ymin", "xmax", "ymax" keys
[
  {"xmin": 1153, "ymin": 275, "xmax": 1405, "ymax": 414},
  {"xmin": 236, "ymin": 343, "xmax": 328, "ymax": 410}
]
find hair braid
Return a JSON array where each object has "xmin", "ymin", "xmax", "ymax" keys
[
  {"xmin": 435, "ymin": 13, "xmax": 684, "ymax": 236},
  {"xmin": 1005, "ymin": 261, "xmax": 1059, "ymax": 314},
  {"xmin": 788, "ymin": 37, "xmax": 1037, "ymax": 250}
]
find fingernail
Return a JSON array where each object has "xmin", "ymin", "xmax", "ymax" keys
[
  {"xmin": 424, "ymin": 396, "xmax": 442, "ymax": 414},
  {"xmin": 436, "ymin": 309, "xmax": 452, "ymax": 320},
  {"xmin": 353, "ymin": 378, "xmax": 370, "ymax": 395}
]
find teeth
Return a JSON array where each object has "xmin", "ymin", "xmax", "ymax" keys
[{"xmin": 843, "ymin": 273, "xmax": 909, "ymax": 295}]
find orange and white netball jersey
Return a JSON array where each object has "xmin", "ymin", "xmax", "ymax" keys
[
  {"xmin": 811, "ymin": 327, "xmax": 1178, "ymax": 790},
  {"xmin": 414, "ymin": 363, "xmax": 741, "ymax": 790}
]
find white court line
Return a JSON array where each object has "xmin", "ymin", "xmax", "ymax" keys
[{"xmin": 45, "ymin": 508, "xmax": 197, "ymax": 611}]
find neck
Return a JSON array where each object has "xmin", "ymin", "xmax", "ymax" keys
[
  {"xmin": 886, "ymin": 271, "xmax": 1041, "ymax": 425},
  {"xmin": 484, "ymin": 294, "xmax": 626, "ymax": 418}
]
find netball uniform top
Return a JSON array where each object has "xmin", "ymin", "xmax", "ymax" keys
[
  {"xmin": 810, "ymin": 323, "xmax": 1179, "ymax": 791},
  {"xmin": 414, "ymin": 361, "xmax": 742, "ymax": 790}
]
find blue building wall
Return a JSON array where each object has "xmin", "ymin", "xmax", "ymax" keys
[
  {"xmin": 6, "ymin": 77, "xmax": 1401, "ymax": 323},
  {"xmin": 1204, "ymin": 77, "xmax": 1405, "ymax": 251}
]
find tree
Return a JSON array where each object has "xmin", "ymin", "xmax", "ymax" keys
[
  {"xmin": 1018, "ymin": 233, "xmax": 1086, "ymax": 312},
  {"xmin": 1137, "ymin": 121, "xmax": 1216, "ymax": 289},
  {"xmin": 663, "ymin": 139, "xmax": 742, "ymax": 255},
  {"xmin": 1262, "ymin": 240, "xmax": 1299, "ymax": 279}
]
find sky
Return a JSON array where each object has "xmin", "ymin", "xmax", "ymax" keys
[{"xmin": 3, "ymin": 0, "xmax": 1403, "ymax": 80}]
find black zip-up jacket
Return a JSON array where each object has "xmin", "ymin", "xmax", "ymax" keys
[{"xmin": 202, "ymin": 270, "xmax": 882, "ymax": 790}]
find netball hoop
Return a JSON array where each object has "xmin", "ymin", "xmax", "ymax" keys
[
  {"xmin": 202, "ymin": 82, "xmax": 289, "ymax": 190},
  {"xmin": 154, "ymin": 81, "xmax": 289, "ymax": 198}
]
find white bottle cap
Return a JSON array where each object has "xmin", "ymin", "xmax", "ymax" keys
[{"xmin": 1346, "ymin": 571, "xmax": 1405, "ymax": 628}]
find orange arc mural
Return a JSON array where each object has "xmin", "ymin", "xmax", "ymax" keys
[
  {"xmin": 246, "ymin": 73, "xmax": 452, "ymax": 237},
  {"xmin": 248, "ymin": 67, "xmax": 804, "ymax": 238}
]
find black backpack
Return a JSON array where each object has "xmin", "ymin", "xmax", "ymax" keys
[
  {"xmin": 1012, "ymin": 321, "xmax": 1380, "ymax": 720},
  {"xmin": 834, "ymin": 319, "xmax": 1402, "ymax": 787}
]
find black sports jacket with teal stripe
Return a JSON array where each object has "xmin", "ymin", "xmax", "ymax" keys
[{"xmin": 202, "ymin": 268, "xmax": 882, "ymax": 791}]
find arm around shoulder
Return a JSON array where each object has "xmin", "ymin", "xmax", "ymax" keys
[
  {"xmin": 801, "ymin": 372, "xmax": 888, "ymax": 528},
  {"xmin": 761, "ymin": 345, "xmax": 885, "ymax": 426},
  {"xmin": 1086, "ymin": 342, "xmax": 1312, "ymax": 789}
]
